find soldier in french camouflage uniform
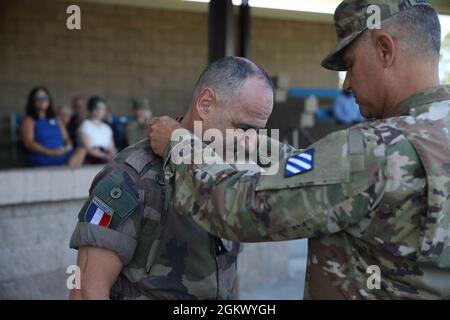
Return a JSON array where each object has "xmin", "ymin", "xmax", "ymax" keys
[
  {"xmin": 69, "ymin": 57, "xmax": 275, "ymax": 299},
  {"xmin": 148, "ymin": 0, "xmax": 450, "ymax": 299}
]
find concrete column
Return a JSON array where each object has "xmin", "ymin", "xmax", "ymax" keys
[
  {"xmin": 238, "ymin": 0, "xmax": 251, "ymax": 58},
  {"xmin": 208, "ymin": 0, "xmax": 235, "ymax": 62}
]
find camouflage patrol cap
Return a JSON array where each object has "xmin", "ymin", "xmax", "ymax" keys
[{"xmin": 321, "ymin": 0, "xmax": 431, "ymax": 71}]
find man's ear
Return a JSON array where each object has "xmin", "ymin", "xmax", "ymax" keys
[
  {"xmin": 195, "ymin": 88, "xmax": 216, "ymax": 120},
  {"xmin": 375, "ymin": 32, "xmax": 396, "ymax": 68}
]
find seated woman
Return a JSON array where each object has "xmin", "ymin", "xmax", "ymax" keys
[
  {"xmin": 78, "ymin": 96, "xmax": 117, "ymax": 164},
  {"xmin": 20, "ymin": 87, "xmax": 86, "ymax": 167}
]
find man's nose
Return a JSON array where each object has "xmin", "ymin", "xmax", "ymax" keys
[{"xmin": 343, "ymin": 72, "xmax": 352, "ymax": 92}]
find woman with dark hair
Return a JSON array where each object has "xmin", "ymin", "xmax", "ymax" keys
[
  {"xmin": 20, "ymin": 87, "xmax": 86, "ymax": 167},
  {"xmin": 78, "ymin": 96, "xmax": 116, "ymax": 164}
]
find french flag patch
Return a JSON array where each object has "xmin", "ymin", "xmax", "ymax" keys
[
  {"xmin": 285, "ymin": 149, "xmax": 314, "ymax": 177},
  {"xmin": 85, "ymin": 196, "xmax": 114, "ymax": 228}
]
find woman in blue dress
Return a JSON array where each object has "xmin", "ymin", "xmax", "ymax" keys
[{"xmin": 20, "ymin": 87, "xmax": 86, "ymax": 167}]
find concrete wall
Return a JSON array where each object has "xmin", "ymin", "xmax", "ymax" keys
[
  {"xmin": 0, "ymin": 166, "xmax": 101, "ymax": 299},
  {"xmin": 0, "ymin": 199, "xmax": 86, "ymax": 299},
  {"xmin": 0, "ymin": 0, "xmax": 338, "ymax": 117},
  {"xmin": 0, "ymin": 165, "xmax": 296, "ymax": 299}
]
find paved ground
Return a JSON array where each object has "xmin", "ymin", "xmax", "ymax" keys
[{"xmin": 240, "ymin": 239, "xmax": 308, "ymax": 300}]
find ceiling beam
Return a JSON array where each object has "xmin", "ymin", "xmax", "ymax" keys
[
  {"xmin": 70, "ymin": 0, "xmax": 450, "ymax": 22},
  {"xmin": 71, "ymin": 0, "xmax": 334, "ymax": 23}
]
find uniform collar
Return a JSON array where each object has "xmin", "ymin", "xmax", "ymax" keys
[{"xmin": 398, "ymin": 85, "xmax": 450, "ymax": 116}]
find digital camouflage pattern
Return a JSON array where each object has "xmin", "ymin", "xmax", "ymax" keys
[
  {"xmin": 163, "ymin": 85, "xmax": 450, "ymax": 299},
  {"xmin": 321, "ymin": 0, "xmax": 431, "ymax": 71},
  {"xmin": 70, "ymin": 139, "xmax": 240, "ymax": 300}
]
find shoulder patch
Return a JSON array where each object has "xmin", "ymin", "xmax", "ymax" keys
[
  {"xmin": 88, "ymin": 169, "xmax": 140, "ymax": 229},
  {"xmin": 257, "ymin": 130, "xmax": 350, "ymax": 192},
  {"xmin": 84, "ymin": 196, "xmax": 114, "ymax": 227},
  {"xmin": 285, "ymin": 149, "xmax": 314, "ymax": 177}
]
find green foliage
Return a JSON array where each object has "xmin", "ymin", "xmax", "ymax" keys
[{"xmin": 441, "ymin": 32, "xmax": 450, "ymax": 84}]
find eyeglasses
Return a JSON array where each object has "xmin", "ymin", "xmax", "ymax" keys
[{"xmin": 34, "ymin": 96, "xmax": 49, "ymax": 102}]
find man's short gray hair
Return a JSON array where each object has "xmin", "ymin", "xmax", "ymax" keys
[
  {"xmin": 381, "ymin": 5, "xmax": 441, "ymax": 57},
  {"xmin": 193, "ymin": 56, "xmax": 273, "ymax": 105}
]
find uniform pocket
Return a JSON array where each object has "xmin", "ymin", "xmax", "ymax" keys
[{"xmin": 92, "ymin": 170, "xmax": 139, "ymax": 219}]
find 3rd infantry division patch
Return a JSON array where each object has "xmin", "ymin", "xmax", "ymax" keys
[{"xmin": 284, "ymin": 149, "xmax": 314, "ymax": 177}]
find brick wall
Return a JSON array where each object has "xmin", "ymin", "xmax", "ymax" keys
[{"xmin": 0, "ymin": 0, "xmax": 338, "ymax": 117}]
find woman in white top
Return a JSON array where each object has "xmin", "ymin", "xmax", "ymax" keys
[{"xmin": 78, "ymin": 96, "xmax": 117, "ymax": 164}]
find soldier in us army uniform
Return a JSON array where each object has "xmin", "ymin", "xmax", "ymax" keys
[
  {"xmin": 148, "ymin": 0, "xmax": 450, "ymax": 299},
  {"xmin": 69, "ymin": 57, "xmax": 275, "ymax": 299}
]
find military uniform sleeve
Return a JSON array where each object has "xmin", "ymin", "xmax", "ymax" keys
[
  {"xmin": 70, "ymin": 162, "xmax": 142, "ymax": 265},
  {"xmin": 164, "ymin": 126, "xmax": 387, "ymax": 242}
]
